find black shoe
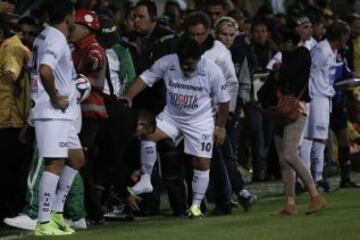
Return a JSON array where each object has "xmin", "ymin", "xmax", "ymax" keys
[
  {"xmin": 316, "ymin": 180, "xmax": 336, "ymax": 192},
  {"xmin": 340, "ymin": 180, "xmax": 360, "ymax": 188},
  {"xmin": 211, "ymin": 203, "xmax": 232, "ymax": 216},
  {"xmin": 237, "ymin": 189, "xmax": 257, "ymax": 211}
]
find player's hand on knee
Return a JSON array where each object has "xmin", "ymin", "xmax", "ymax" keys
[{"xmin": 214, "ymin": 127, "xmax": 226, "ymax": 145}]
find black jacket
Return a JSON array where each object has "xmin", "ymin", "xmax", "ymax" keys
[
  {"xmin": 278, "ymin": 46, "xmax": 311, "ymax": 102},
  {"xmin": 123, "ymin": 24, "xmax": 179, "ymax": 115}
]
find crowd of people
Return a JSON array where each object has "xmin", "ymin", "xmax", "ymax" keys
[{"xmin": 1, "ymin": 0, "xmax": 360, "ymax": 236}]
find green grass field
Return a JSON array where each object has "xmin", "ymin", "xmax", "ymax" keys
[{"xmin": 11, "ymin": 188, "xmax": 359, "ymax": 240}]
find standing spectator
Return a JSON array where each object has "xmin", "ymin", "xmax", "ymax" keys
[
  {"xmin": 240, "ymin": 19, "xmax": 277, "ymax": 182},
  {"xmin": 70, "ymin": 9, "xmax": 107, "ymax": 224},
  {"xmin": 204, "ymin": 0, "xmax": 229, "ymax": 26},
  {"xmin": 18, "ymin": 16, "xmax": 40, "ymax": 49},
  {"xmin": 214, "ymin": 16, "xmax": 257, "ymax": 211},
  {"xmin": 0, "ymin": 14, "xmax": 31, "ymax": 222}
]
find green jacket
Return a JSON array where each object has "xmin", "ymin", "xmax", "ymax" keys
[{"xmin": 111, "ymin": 43, "xmax": 136, "ymax": 96}]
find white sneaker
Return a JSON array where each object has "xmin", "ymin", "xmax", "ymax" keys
[
  {"xmin": 66, "ymin": 218, "xmax": 87, "ymax": 230},
  {"xmin": 132, "ymin": 174, "xmax": 153, "ymax": 195},
  {"xmin": 3, "ymin": 214, "xmax": 37, "ymax": 231}
]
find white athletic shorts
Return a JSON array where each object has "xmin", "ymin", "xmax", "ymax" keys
[
  {"xmin": 303, "ymin": 95, "xmax": 330, "ymax": 140},
  {"xmin": 156, "ymin": 111, "xmax": 215, "ymax": 158},
  {"xmin": 34, "ymin": 120, "xmax": 82, "ymax": 158}
]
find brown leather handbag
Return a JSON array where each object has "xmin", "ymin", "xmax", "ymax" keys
[{"xmin": 267, "ymin": 83, "xmax": 307, "ymax": 121}]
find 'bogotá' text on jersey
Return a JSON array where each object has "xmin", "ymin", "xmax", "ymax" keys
[{"xmin": 140, "ymin": 54, "xmax": 230, "ymax": 124}]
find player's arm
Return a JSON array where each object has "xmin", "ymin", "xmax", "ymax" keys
[
  {"xmin": 39, "ymin": 64, "xmax": 68, "ymax": 110},
  {"xmin": 215, "ymin": 101, "xmax": 229, "ymax": 145},
  {"xmin": 122, "ymin": 56, "xmax": 168, "ymax": 107},
  {"xmin": 122, "ymin": 76, "xmax": 147, "ymax": 107}
]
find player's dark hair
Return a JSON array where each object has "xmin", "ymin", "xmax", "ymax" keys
[
  {"xmin": 135, "ymin": 0, "xmax": 158, "ymax": 21},
  {"xmin": 326, "ymin": 21, "xmax": 349, "ymax": 42},
  {"xmin": 47, "ymin": 0, "xmax": 75, "ymax": 25},
  {"xmin": 185, "ymin": 11, "xmax": 211, "ymax": 31},
  {"xmin": 137, "ymin": 109, "xmax": 156, "ymax": 133},
  {"xmin": 176, "ymin": 36, "xmax": 202, "ymax": 62}
]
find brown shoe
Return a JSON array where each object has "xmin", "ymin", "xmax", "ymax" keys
[
  {"xmin": 306, "ymin": 195, "xmax": 326, "ymax": 215},
  {"xmin": 271, "ymin": 204, "xmax": 297, "ymax": 216}
]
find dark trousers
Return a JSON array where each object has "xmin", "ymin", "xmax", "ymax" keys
[
  {"xmin": 238, "ymin": 105, "xmax": 274, "ymax": 181},
  {"xmin": 79, "ymin": 118, "xmax": 103, "ymax": 221},
  {"xmin": 0, "ymin": 128, "xmax": 32, "ymax": 220}
]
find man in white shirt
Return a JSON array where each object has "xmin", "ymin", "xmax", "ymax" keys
[
  {"xmin": 29, "ymin": 0, "xmax": 84, "ymax": 236},
  {"xmin": 299, "ymin": 21, "xmax": 350, "ymax": 190},
  {"xmin": 122, "ymin": 37, "xmax": 230, "ymax": 218}
]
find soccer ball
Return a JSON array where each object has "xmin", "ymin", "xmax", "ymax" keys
[{"xmin": 76, "ymin": 74, "xmax": 91, "ymax": 103}]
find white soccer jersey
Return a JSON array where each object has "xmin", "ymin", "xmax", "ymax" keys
[
  {"xmin": 309, "ymin": 39, "xmax": 336, "ymax": 98},
  {"xmin": 140, "ymin": 54, "xmax": 230, "ymax": 124},
  {"xmin": 29, "ymin": 26, "xmax": 77, "ymax": 121}
]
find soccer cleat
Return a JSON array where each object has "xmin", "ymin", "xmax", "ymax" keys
[
  {"xmin": 66, "ymin": 218, "xmax": 87, "ymax": 229},
  {"xmin": 51, "ymin": 212, "xmax": 75, "ymax": 233},
  {"xmin": 132, "ymin": 175, "xmax": 153, "ymax": 195},
  {"xmin": 306, "ymin": 195, "xmax": 326, "ymax": 215},
  {"xmin": 187, "ymin": 206, "xmax": 203, "ymax": 219},
  {"xmin": 4, "ymin": 214, "xmax": 37, "ymax": 231},
  {"xmin": 34, "ymin": 221, "xmax": 72, "ymax": 236},
  {"xmin": 238, "ymin": 189, "xmax": 257, "ymax": 211}
]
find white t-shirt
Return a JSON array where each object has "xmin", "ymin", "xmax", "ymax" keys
[
  {"xmin": 29, "ymin": 26, "xmax": 77, "ymax": 121},
  {"xmin": 140, "ymin": 54, "xmax": 230, "ymax": 124},
  {"xmin": 103, "ymin": 48, "xmax": 123, "ymax": 97},
  {"xmin": 309, "ymin": 39, "xmax": 336, "ymax": 98}
]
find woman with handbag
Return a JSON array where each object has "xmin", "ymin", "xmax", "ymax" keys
[{"xmin": 267, "ymin": 29, "xmax": 326, "ymax": 215}]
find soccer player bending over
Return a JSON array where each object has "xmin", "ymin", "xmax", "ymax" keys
[
  {"xmin": 122, "ymin": 36, "xmax": 230, "ymax": 218},
  {"xmin": 29, "ymin": 0, "xmax": 84, "ymax": 236}
]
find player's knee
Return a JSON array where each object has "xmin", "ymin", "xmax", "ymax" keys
[
  {"xmin": 67, "ymin": 149, "xmax": 85, "ymax": 170},
  {"xmin": 193, "ymin": 157, "xmax": 210, "ymax": 170},
  {"xmin": 44, "ymin": 158, "xmax": 65, "ymax": 175}
]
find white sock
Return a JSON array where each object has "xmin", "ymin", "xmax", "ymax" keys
[
  {"xmin": 141, "ymin": 140, "xmax": 157, "ymax": 175},
  {"xmin": 311, "ymin": 141, "xmax": 326, "ymax": 182},
  {"xmin": 52, "ymin": 166, "xmax": 78, "ymax": 213},
  {"xmin": 38, "ymin": 171, "xmax": 59, "ymax": 223},
  {"xmin": 299, "ymin": 138, "xmax": 313, "ymax": 172},
  {"xmin": 191, "ymin": 169, "xmax": 210, "ymax": 207}
]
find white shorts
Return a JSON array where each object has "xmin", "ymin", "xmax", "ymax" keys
[
  {"xmin": 156, "ymin": 112, "xmax": 215, "ymax": 158},
  {"xmin": 34, "ymin": 120, "xmax": 82, "ymax": 158},
  {"xmin": 303, "ymin": 96, "xmax": 330, "ymax": 140}
]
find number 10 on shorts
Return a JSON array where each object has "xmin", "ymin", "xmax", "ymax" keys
[{"xmin": 201, "ymin": 142, "xmax": 212, "ymax": 152}]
